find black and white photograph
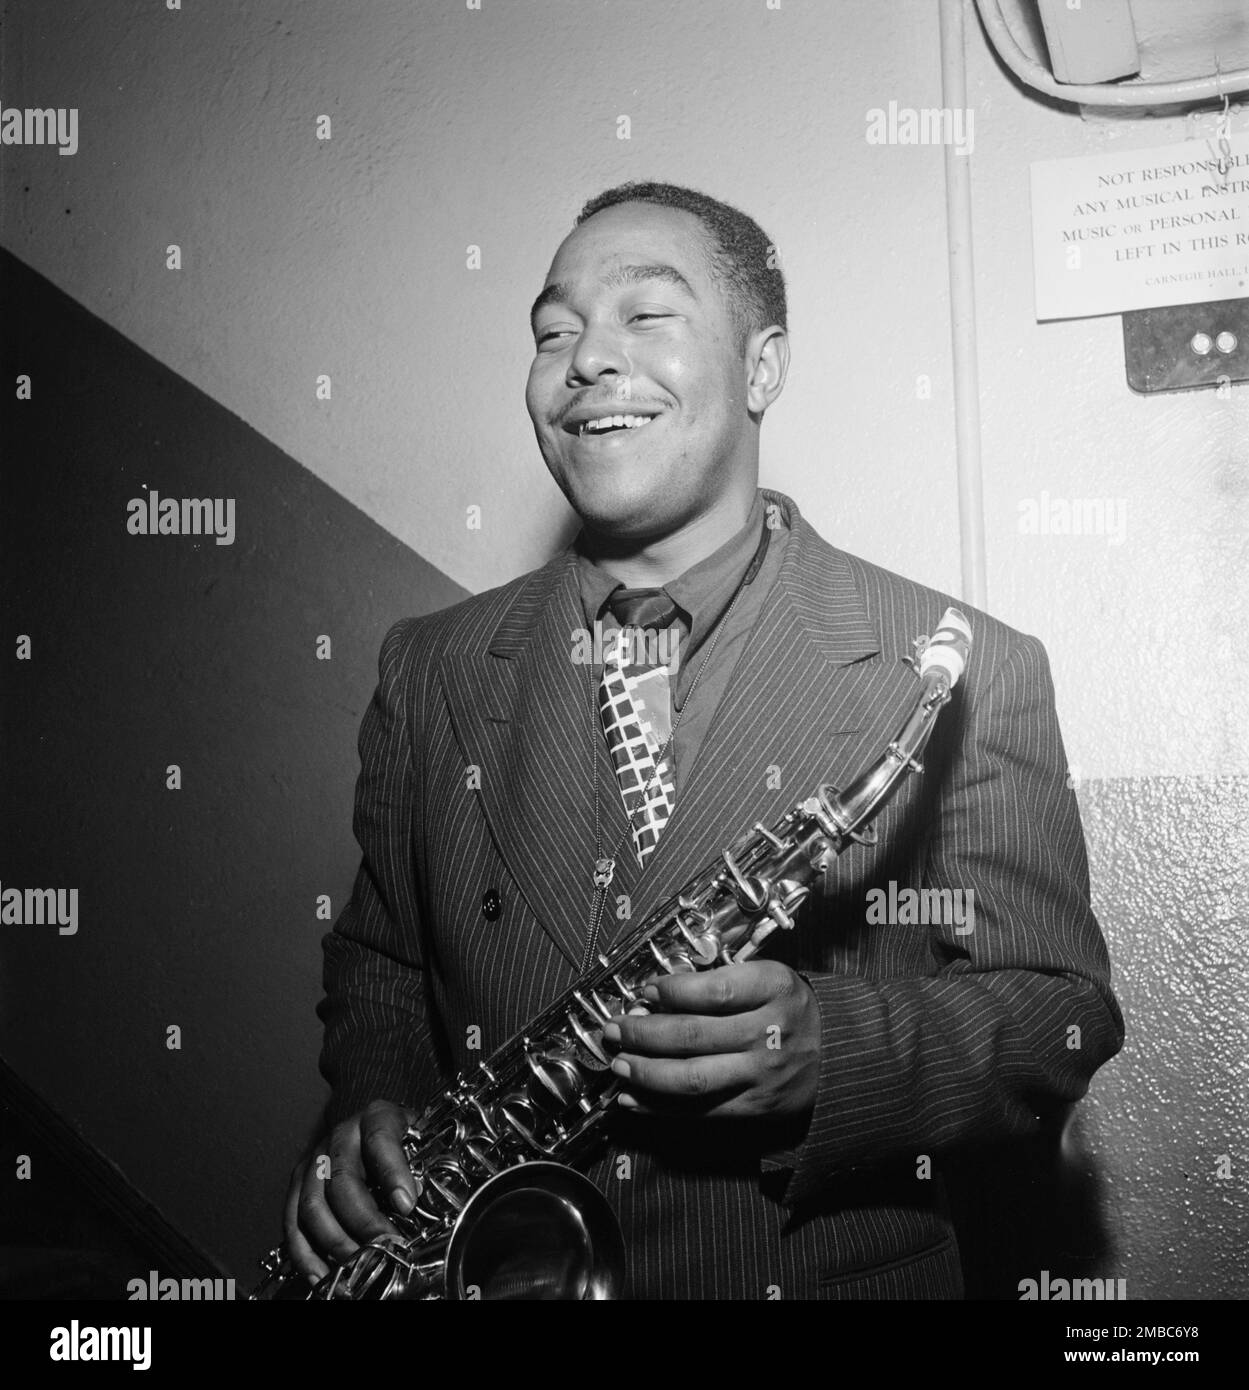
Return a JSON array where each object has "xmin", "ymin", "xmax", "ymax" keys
[{"xmin": 1, "ymin": 0, "xmax": 1246, "ymax": 1366}]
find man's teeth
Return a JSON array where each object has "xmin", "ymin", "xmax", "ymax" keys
[{"xmin": 579, "ymin": 414, "xmax": 654, "ymax": 435}]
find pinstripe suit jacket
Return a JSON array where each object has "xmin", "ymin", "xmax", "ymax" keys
[{"xmin": 318, "ymin": 489, "xmax": 1124, "ymax": 1300}]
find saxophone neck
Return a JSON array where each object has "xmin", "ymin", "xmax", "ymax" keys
[{"xmin": 819, "ymin": 606, "xmax": 971, "ymax": 841}]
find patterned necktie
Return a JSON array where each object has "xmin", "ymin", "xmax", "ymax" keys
[{"xmin": 598, "ymin": 587, "xmax": 681, "ymax": 865}]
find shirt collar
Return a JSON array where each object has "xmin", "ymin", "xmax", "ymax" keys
[{"xmin": 575, "ymin": 490, "xmax": 767, "ymax": 641}]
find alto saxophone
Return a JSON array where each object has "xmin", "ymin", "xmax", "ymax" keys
[{"xmin": 251, "ymin": 607, "xmax": 973, "ymax": 1301}]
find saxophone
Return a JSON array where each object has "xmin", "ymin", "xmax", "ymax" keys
[{"xmin": 251, "ymin": 607, "xmax": 973, "ymax": 1301}]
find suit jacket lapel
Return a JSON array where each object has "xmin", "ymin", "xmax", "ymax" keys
[{"xmin": 440, "ymin": 549, "xmax": 631, "ymax": 971}]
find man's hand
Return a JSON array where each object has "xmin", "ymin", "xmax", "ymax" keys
[
  {"xmin": 603, "ymin": 961, "xmax": 821, "ymax": 1119},
  {"xmin": 283, "ymin": 1099, "xmax": 420, "ymax": 1286}
]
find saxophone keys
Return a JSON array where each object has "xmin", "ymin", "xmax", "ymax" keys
[
  {"xmin": 676, "ymin": 918, "xmax": 719, "ymax": 966},
  {"xmin": 466, "ymin": 1093, "xmax": 499, "ymax": 1140},
  {"xmin": 567, "ymin": 1008, "xmax": 610, "ymax": 1065},
  {"xmin": 732, "ymin": 917, "xmax": 779, "ymax": 963},
  {"xmin": 721, "ymin": 849, "xmax": 768, "ymax": 914},
  {"xmin": 425, "ymin": 1157, "xmax": 471, "ymax": 1210},
  {"xmin": 464, "ymin": 1140, "xmax": 500, "ymax": 1175},
  {"xmin": 610, "ymin": 972, "xmax": 639, "ymax": 1003},
  {"xmin": 648, "ymin": 939, "xmax": 676, "ymax": 972},
  {"xmin": 572, "ymin": 988, "xmax": 610, "ymax": 1022},
  {"xmin": 753, "ymin": 822, "xmax": 787, "ymax": 851},
  {"xmin": 674, "ymin": 916, "xmax": 708, "ymax": 959},
  {"xmin": 767, "ymin": 895, "xmax": 796, "ymax": 932}
]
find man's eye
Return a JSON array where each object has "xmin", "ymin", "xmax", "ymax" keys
[
  {"xmin": 631, "ymin": 313, "xmax": 669, "ymax": 323},
  {"xmin": 535, "ymin": 328, "xmax": 570, "ymax": 346}
]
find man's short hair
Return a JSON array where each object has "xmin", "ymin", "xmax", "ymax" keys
[{"xmin": 575, "ymin": 181, "xmax": 787, "ymax": 353}]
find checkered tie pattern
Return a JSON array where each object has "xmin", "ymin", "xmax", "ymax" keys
[{"xmin": 598, "ymin": 588, "xmax": 680, "ymax": 865}]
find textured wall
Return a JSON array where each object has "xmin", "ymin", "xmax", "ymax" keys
[
  {"xmin": 1078, "ymin": 778, "xmax": 1248, "ymax": 1299},
  {"xmin": 2, "ymin": 0, "xmax": 1246, "ymax": 1294}
]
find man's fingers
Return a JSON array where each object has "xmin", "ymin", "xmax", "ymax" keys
[
  {"xmin": 644, "ymin": 961, "xmax": 795, "ymax": 1015},
  {"xmin": 284, "ymin": 1204, "xmax": 331, "ymax": 1284},
  {"xmin": 295, "ymin": 1156, "xmax": 365, "ymax": 1267},
  {"xmin": 610, "ymin": 1048, "xmax": 753, "ymax": 1098},
  {"xmin": 324, "ymin": 1124, "xmax": 398, "ymax": 1248},
  {"xmin": 360, "ymin": 1101, "xmax": 419, "ymax": 1215},
  {"xmin": 605, "ymin": 1008, "xmax": 762, "ymax": 1057},
  {"xmin": 279, "ymin": 1104, "xmax": 420, "ymax": 1282},
  {"xmin": 283, "ymin": 1161, "xmax": 331, "ymax": 1284}
]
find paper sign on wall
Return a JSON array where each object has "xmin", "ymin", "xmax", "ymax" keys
[{"xmin": 1030, "ymin": 132, "xmax": 1249, "ymax": 321}]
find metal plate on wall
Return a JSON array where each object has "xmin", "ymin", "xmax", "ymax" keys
[{"xmin": 1123, "ymin": 298, "xmax": 1248, "ymax": 394}]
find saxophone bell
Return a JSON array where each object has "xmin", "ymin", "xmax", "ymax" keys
[
  {"xmin": 251, "ymin": 1161, "xmax": 624, "ymax": 1301},
  {"xmin": 444, "ymin": 1161, "xmax": 625, "ymax": 1300}
]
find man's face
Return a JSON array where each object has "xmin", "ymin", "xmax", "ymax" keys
[{"xmin": 526, "ymin": 202, "xmax": 755, "ymax": 543}]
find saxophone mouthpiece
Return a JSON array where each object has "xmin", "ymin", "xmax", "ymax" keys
[{"xmin": 918, "ymin": 607, "xmax": 972, "ymax": 688}]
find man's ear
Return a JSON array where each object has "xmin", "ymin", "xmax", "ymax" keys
[{"xmin": 745, "ymin": 326, "xmax": 789, "ymax": 415}]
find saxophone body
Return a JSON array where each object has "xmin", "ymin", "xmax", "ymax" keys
[{"xmin": 251, "ymin": 608, "xmax": 973, "ymax": 1301}]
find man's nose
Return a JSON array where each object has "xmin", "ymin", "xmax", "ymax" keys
[{"xmin": 566, "ymin": 321, "xmax": 631, "ymax": 386}]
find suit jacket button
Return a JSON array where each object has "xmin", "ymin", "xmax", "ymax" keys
[{"xmin": 481, "ymin": 888, "xmax": 501, "ymax": 921}]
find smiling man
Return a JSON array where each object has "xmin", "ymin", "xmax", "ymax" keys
[
  {"xmin": 525, "ymin": 195, "xmax": 781, "ymax": 583},
  {"xmin": 279, "ymin": 181, "xmax": 1124, "ymax": 1300}
]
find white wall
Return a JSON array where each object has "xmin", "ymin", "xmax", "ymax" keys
[{"xmin": 966, "ymin": 0, "xmax": 1249, "ymax": 780}]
